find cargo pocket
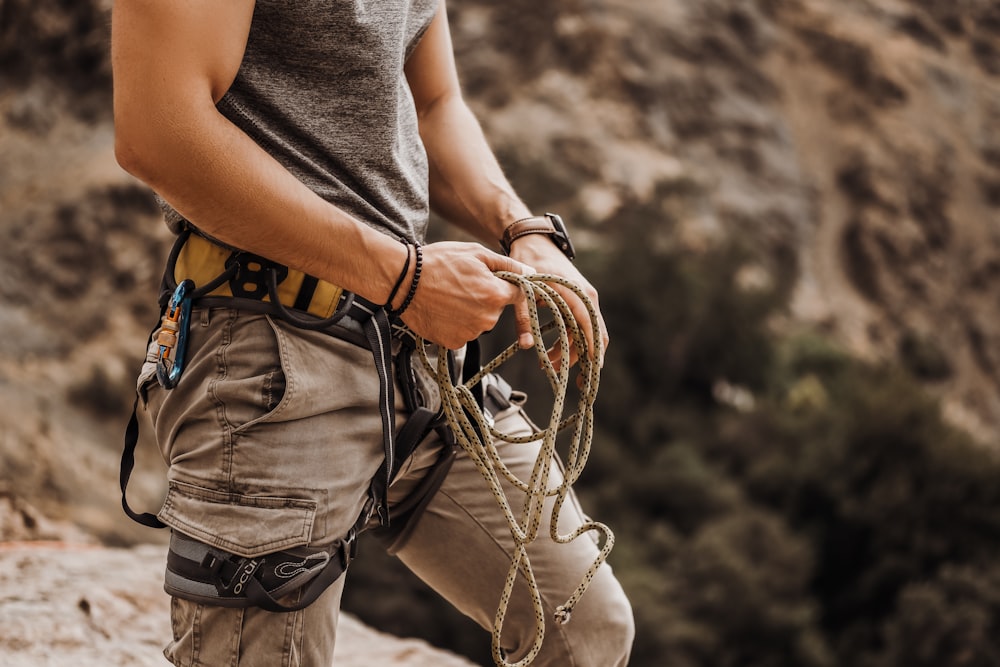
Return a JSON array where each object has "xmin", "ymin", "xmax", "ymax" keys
[{"xmin": 158, "ymin": 480, "xmax": 317, "ymax": 558}]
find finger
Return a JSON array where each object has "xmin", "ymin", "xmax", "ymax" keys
[
  {"xmin": 485, "ymin": 251, "xmax": 536, "ymax": 323},
  {"xmin": 559, "ymin": 288, "xmax": 597, "ymax": 366},
  {"xmin": 483, "ymin": 250, "xmax": 535, "ymax": 277},
  {"xmin": 513, "ymin": 294, "xmax": 534, "ymax": 349},
  {"xmin": 546, "ymin": 339, "xmax": 579, "ymax": 372},
  {"xmin": 575, "ymin": 289, "xmax": 609, "ymax": 368},
  {"xmin": 595, "ymin": 310, "xmax": 609, "ymax": 368},
  {"xmin": 546, "ymin": 341, "xmax": 562, "ymax": 372}
]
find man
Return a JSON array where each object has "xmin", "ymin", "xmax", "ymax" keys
[{"xmin": 112, "ymin": 0, "xmax": 634, "ymax": 665}]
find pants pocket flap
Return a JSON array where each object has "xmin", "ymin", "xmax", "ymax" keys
[{"xmin": 159, "ymin": 481, "xmax": 317, "ymax": 558}]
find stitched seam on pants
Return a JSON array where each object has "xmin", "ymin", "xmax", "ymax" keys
[
  {"xmin": 281, "ymin": 591, "xmax": 304, "ymax": 667},
  {"xmin": 191, "ymin": 601, "xmax": 203, "ymax": 667},
  {"xmin": 209, "ymin": 310, "xmax": 237, "ymax": 488},
  {"xmin": 435, "ymin": 488, "xmax": 580, "ymax": 666},
  {"xmin": 229, "ymin": 608, "xmax": 244, "ymax": 667}
]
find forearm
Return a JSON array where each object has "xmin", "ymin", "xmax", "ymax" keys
[
  {"xmin": 420, "ymin": 95, "xmax": 531, "ymax": 245},
  {"xmin": 115, "ymin": 103, "xmax": 405, "ymax": 304}
]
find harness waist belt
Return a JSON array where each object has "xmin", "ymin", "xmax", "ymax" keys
[{"xmin": 175, "ymin": 231, "xmax": 345, "ymax": 320}]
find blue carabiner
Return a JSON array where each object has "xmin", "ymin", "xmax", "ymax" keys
[{"xmin": 155, "ymin": 279, "xmax": 195, "ymax": 389}]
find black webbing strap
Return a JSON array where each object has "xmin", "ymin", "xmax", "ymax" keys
[
  {"xmin": 464, "ymin": 338, "xmax": 485, "ymax": 410},
  {"xmin": 243, "ymin": 559, "xmax": 343, "ymax": 613},
  {"xmin": 293, "ymin": 275, "xmax": 320, "ymax": 312},
  {"xmin": 361, "ymin": 305, "xmax": 396, "ymax": 527},
  {"xmin": 120, "ymin": 306, "xmax": 169, "ymax": 530},
  {"xmin": 461, "ymin": 338, "xmax": 487, "ymax": 445},
  {"xmin": 392, "ymin": 407, "xmax": 437, "ymax": 472},
  {"xmin": 120, "ymin": 394, "xmax": 168, "ymax": 529}
]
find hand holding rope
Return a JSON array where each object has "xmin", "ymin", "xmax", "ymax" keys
[{"xmin": 415, "ymin": 271, "xmax": 615, "ymax": 667}]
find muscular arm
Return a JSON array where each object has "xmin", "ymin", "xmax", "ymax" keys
[
  {"xmin": 112, "ymin": 0, "xmax": 526, "ymax": 348},
  {"xmin": 405, "ymin": 5, "xmax": 609, "ymax": 362},
  {"xmin": 404, "ymin": 8, "xmax": 530, "ymax": 242}
]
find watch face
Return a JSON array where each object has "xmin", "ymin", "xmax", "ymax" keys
[
  {"xmin": 546, "ymin": 213, "xmax": 576, "ymax": 260},
  {"xmin": 549, "ymin": 213, "xmax": 567, "ymax": 235}
]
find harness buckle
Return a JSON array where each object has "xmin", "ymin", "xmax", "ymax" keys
[{"xmin": 156, "ymin": 279, "xmax": 195, "ymax": 389}]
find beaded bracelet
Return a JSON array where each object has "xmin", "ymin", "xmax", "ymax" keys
[
  {"xmin": 388, "ymin": 242, "xmax": 422, "ymax": 319},
  {"xmin": 384, "ymin": 242, "xmax": 413, "ymax": 310}
]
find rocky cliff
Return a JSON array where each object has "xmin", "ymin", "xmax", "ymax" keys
[{"xmin": 452, "ymin": 0, "xmax": 1000, "ymax": 442}]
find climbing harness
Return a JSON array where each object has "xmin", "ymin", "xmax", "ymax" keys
[
  {"xmin": 120, "ymin": 224, "xmax": 450, "ymax": 608},
  {"xmin": 416, "ymin": 271, "xmax": 614, "ymax": 667},
  {"xmin": 120, "ymin": 225, "xmax": 614, "ymax": 662}
]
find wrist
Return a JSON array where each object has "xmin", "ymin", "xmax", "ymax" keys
[
  {"xmin": 387, "ymin": 243, "xmax": 422, "ymax": 317},
  {"xmin": 384, "ymin": 243, "xmax": 413, "ymax": 310},
  {"xmin": 505, "ymin": 231, "xmax": 555, "ymax": 257},
  {"xmin": 499, "ymin": 213, "xmax": 576, "ymax": 260},
  {"xmin": 369, "ymin": 239, "xmax": 412, "ymax": 307},
  {"xmin": 478, "ymin": 201, "xmax": 532, "ymax": 241}
]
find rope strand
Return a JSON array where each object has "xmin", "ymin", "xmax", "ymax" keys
[{"xmin": 415, "ymin": 272, "xmax": 614, "ymax": 667}]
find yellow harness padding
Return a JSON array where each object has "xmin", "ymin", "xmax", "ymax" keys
[{"xmin": 174, "ymin": 233, "xmax": 344, "ymax": 319}]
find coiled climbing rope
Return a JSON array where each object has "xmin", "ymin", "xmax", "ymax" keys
[{"xmin": 415, "ymin": 271, "xmax": 615, "ymax": 667}]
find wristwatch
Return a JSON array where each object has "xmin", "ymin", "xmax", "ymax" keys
[{"xmin": 499, "ymin": 213, "xmax": 576, "ymax": 260}]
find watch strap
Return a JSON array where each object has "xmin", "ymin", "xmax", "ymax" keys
[{"xmin": 500, "ymin": 216, "xmax": 557, "ymax": 255}]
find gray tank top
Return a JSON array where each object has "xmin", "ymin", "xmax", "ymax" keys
[{"xmin": 161, "ymin": 0, "xmax": 439, "ymax": 244}]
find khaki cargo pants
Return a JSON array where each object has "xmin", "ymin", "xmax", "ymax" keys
[{"xmin": 139, "ymin": 307, "xmax": 634, "ymax": 666}]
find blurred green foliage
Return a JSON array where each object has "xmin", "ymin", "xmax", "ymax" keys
[{"xmin": 343, "ymin": 200, "xmax": 1000, "ymax": 666}]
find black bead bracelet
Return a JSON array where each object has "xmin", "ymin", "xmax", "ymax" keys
[{"xmin": 388, "ymin": 242, "xmax": 422, "ymax": 319}]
